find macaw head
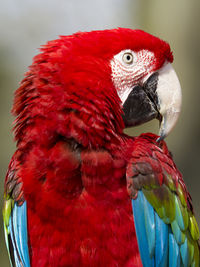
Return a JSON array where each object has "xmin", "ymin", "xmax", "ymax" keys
[
  {"xmin": 108, "ymin": 29, "xmax": 181, "ymax": 141},
  {"xmin": 13, "ymin": 28, "xmax": 181, "ymax": 148},
  {"xmin": 94, "ymin": 28, "xmax": 181, "ymax": 141}
]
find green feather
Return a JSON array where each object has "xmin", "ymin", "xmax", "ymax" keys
[
  {"xmin": 187, "ymin": 235, "xmax": 195, "ymax": 266},
  {"xmin": 3, "ymin": 195, "xmax": 14, "ymax": 232},
  {"xmin": 177, "ymin": 184, "xmax": 187, "ymax": 207},
  {"xmin": 189, "ymin": 215, "xmax": 200, "ymax": 241},
  {"xmin": 2, "ymin": 194, "xmax": 14, "ymax": 267},
  {"xmin": 164, "ymin": 173, "xmax": 176, "ymax": 192},
  {"xmin": 171, "ymin": 220, "xmax": 186, "ymax": 244},
  {"xmin": 191, "ymin": 241, "xmax": 199, "ymax": 267},
  {"xmin": 162, "ymin": 188, "xmax": 175, "ymax": 223},
  {"xmin": 138, "ymin": 169, "xmax": 199, "ymax": 266},
  {"xmin": 157, "ymin": 206, "xmax": 166, "ymax": 220},
  {"xmin": 143, "ymin": 185, "xmax": 175, "ymax": 224},
  {"xmin": 142, "ymin": 188, "xmax": 162, "ymax": 211},
  {"xmin": 175, "ymin": 196, "xmax": 188, "ymax": 231},
  {"xmin": 142, "ymin": 173, "xmax": 160, "ymax": 190}
]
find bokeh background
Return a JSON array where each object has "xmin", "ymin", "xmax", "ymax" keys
[{"xmin": 0, "ymin": 0, "xmax": 200, "ymax": 265}]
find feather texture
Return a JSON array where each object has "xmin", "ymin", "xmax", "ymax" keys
[
  {"xmin": 132, "ymin": 191, "xmax": 155, "ymax": 267},
  {"xmin": 3, "ymin": 28, "xmax": 199, "ymax": 267},
  {"xmin": 3, "ymin": 156, "xmax": 30, "ymax": 267},
  {"xmin": 5, "ymin": 202, "xmax": 30, "ymax": 267},
  {"xmin": 127, "ymin": 133, "xmax": 200, "ymax": 267}
]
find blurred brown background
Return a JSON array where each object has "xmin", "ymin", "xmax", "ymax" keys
[{"xmin": 0, "ymin": 0, "xmax": 199, "ymax": 265}]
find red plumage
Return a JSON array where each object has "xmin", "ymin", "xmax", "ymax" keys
[{"xmin": 6, "ymin": 28, "xmax": 180, "ymax": 266}]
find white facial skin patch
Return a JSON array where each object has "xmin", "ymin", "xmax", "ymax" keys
[
  {"xmin": 110, "ymin": 49, "xmax": 182, "ymax": 139},
  {"xmin": 110, "ymin": 49, "xmax": 156, "ymax": 104}
]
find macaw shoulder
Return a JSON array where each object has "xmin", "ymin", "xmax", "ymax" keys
[
  {"xmin": 126, "ymin": 132, "xmax": 189, "ymax": 207},
  {"xmin": 126, "ymin": 133, "xmax": 200, "ymax": 266}
]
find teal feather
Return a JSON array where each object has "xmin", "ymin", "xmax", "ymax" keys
[
  {"xmin": 9, "ymin": 202, "xmax": 30, "ymax": 267},
  {"xmin": 175, "ymin": 196, "xmax": 188, "ymax": 231},
  {"xmin": 143, "ymin": 192, "xmax": 156, "ymax": 257},
  {"xmin": 169, "ymin": 231, "xmax": 181, "ymax": 267},
  {"xmin": 171, "ymin": 220, "xmax": 185, "ymax": 245},
  {"xmin": 180, "ymin": 238, "xmax": 189, "ymax": 267},
  {"xmin": 155, "ymin": 212, "xmax": 169, "ymax": 267},
  {"xmin": 132, "ymin": 191, "xmax": 155, "ymax": 267}
]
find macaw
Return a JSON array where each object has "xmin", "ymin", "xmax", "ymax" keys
[{"xmin": 3, "ymin": 28, "xmax": 200, "ymax": 267}]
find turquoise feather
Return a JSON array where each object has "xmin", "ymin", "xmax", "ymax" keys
[
  {"xmin": 180, "ymin": 238, "xmax": 189, "ymax": 267},
  {"xmin": 175, "ymin": 196, "xmax": 188, "ymax": 231},
  {"xmin": 143, "ymin": 194, "xmax": 156, "ymax": 257},
  {"xmin": 131, "ymin": 190, "xmax": 194, "ymax": 267},
  {"xmin": 169, "ymin": 231, "xmax": 181, "ymax": 267},
  {"xmin": 155, "ymin": 212, "xmax": 169, "ymax": 267},
  {"xmin": 171, "ymin": 220, "xmax": 185, "ymax": 245},
  {"xmin": 9, "ymin": 202, "xmax": 30, "ymax": 267},
  {"xmin": 132, "ymin": 191, "xmax": 155, "ymax": 267}
]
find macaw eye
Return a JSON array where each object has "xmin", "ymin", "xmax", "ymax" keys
[{"xmin": 122, "ymin": 52, "xmax": 134, "ymax": 65}]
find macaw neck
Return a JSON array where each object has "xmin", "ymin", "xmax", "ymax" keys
[
  {"xmin": 14, "ymin": 97, "xmax": 125, "ymax": 152},
  {"xmin": 12, "ymin": 49, "xmax": 126, "ymax": 150},
  {"xmin": 13, "ymin": 65, "xmax": 125, "ymax": 151}
]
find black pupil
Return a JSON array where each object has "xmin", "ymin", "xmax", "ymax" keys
[{"xmin": 126, "ymin": 55, "xmax": 131, "ymax": 61}]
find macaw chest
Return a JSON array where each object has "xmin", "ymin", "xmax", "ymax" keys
[
  {"xmin": 27, "ymin": 185, "xmax": 142, "ymax": 267},
  {"xmin": 26, "ymin": 148, "xmax": 142, "ymax": 266}
]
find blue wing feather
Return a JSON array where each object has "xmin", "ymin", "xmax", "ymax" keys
[
  {"xmin": 132, "ymin": 191, "xmax": 186, "ymax": 267},
  {"xmin": 127, "ymin": 135, "xmax": 199, "ymax": 266},
  {"xmin": 180, "ymin": 238, "xmax": 189, "ymax": 267},
  {"xmin": 171, "ymin": 220, "xmax": 186, "ymax": 245},
  {"xmin": 174, "ymin": 196, "xmax": 188, "ymax": 231},
  {"xmin": 155, "ymin": 212, "xmax": 168, "ymax": 267},
  {"xmin": 132, "ymin": 191, "xmax": 155, "ymax": 267},
  {"xmin": 169, "ymin": 230, "xmax": 181, "ymax": 267},
  {"xmin": 143, "ymin": 193, "xmax": 156, "ymax": 258},
  {"xmin": 9, "ymin": 201, "xmax": 31, "ymax": 267},
  {"xmin": 18, "ymin": 202, "xmax": 30, "ymax": 265}
]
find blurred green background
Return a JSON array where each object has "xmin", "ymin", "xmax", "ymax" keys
[{"xmin": 0, "ymin": 0, "xmax": 200, "ymax": 265}]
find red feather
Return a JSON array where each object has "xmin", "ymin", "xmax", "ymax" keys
[{"xmin": 7, "ymin": 28, "xmax": 175, "ymax": 266}]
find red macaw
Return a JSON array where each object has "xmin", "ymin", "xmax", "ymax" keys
[{"xmin": 3, "ymin": 28, "xmax": 200, "ymax": 267}]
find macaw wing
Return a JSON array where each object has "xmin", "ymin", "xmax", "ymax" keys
[
  {"xmin": 3, "ymin": 154, "xmax": 30, "ymax": 267},
  {"xmin": 127, "ymin": 135, "xmax": 200, "ymax": 267}
]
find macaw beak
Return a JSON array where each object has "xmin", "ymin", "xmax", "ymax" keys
[{"xmin": 122, "ymin": 63, "xmax": 182, "ymax": 140}]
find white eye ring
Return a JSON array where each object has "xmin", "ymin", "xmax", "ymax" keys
[{"xmin": 122, "ymin": 52, "xmax": 134, "ymax": 65}]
